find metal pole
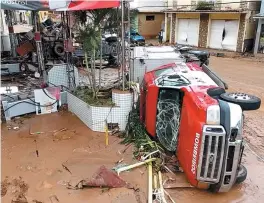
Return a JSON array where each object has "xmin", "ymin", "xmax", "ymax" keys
[
  {"xmin": 63, "ymin": 11, "xmax": 75, "ymax": 90},
  {"xmin": 99, "ymin": 28, "xmax": 103, "ymax": 89},
  {"xmin": 127, "ymin": 2, "xmax": 131, "ymax": 89},
  {"xmin": 116, "ymin": 7, "xmax": 120, "ymax": 82},
  {"xmin": 63, "ymin": 11, "xmax": 71, "ymax": 89},
  {"xmin": 6, "ymin": 10, "xmax": 17, "ymax": 57},
  {"xmin": 121, "ymin": 0, "xmax": 125, "ymax": 91},
  {"xmin": 32, "ymin": 11, "xmax": 46, "ymax": 82}
]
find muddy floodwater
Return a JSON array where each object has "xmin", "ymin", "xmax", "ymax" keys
[{"xmin": 1, "ymin": 56, "xmax": 264, "ymax": 203}]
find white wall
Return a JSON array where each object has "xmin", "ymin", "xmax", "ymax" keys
[
  {"xmin": 0, "ymin": 10, "xmax": 8, "ymax": 35},
  {"xmin": 67, "ymin": 91, "xmax": 133, "ymax": 132},
  {"xmin": 260, "ymin": 0, "xmax": 264, "ymax": 13},
  {"xmin": 131, "ymin": 0, "xmax": 167, "ymax": 12}
]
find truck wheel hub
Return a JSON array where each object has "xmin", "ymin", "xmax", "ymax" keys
[{"xmin": 229, "ymin": 93, "xmax": 251, "ymax": 100}]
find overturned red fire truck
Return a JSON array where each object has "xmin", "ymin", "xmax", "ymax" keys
[{"xmin": 140, "ymin": 62, "xmax": 261, "ymax": 192}]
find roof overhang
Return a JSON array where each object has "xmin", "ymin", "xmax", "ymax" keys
[{"xmin": 138, "ymin": 11, "xmax": 165, "ymax": 13}]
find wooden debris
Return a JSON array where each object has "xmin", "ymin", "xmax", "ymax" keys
[{"xmin": 115, "ymin": 158, "xmax": 156, "ymax": 175}]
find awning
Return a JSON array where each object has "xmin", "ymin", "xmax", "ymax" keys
[
  {"xmin": 253, "ymin": 13, "xmax": 264, "ymax": 19},
  {"xmin": 0, "ymin": 0, "xmax": 120, "ymax": 11}
]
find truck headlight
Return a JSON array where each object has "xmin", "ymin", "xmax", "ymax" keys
[{"xmin": 206, "ymin": 105, "xmax": 220, "ymax": 125}]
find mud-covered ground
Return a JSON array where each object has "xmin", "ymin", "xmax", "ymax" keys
[
  {"xmin": 1, "ymin": 113, "xmax": 148, "ymax": 203},
  {"xmin": 210, "ymin": 56, "xmax": 264, "ymax": 158},
  {"xmin": 1, "ymin": 56, "xmax": 264, "ymax": 203}
]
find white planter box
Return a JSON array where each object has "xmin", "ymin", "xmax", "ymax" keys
[{"xmin": 67, "ymin": 90, "xmax": 133, "ymax": 132}]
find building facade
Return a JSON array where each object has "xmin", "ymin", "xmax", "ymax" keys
[
  {"xmin": 253, "ymin": 0, "xmax": 264, "ymax": 54},
  {"xmin": 164, "ymin": 0, "xmax": 261, "ymax": 52},
  {"xmin": 138, "ymin": 12, "xmax": 165, "ymax": 38},
  {"xmin": 130, "ymin": 0, "xmax": 167, "ymax": 39}
]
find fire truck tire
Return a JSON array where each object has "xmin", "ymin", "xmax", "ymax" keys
[
  {"xmin": 54, "ymin": 44, "xmax": 65, "ymax": 57},
  {"xmin": 207, "ymin": 87, "xmax": 225, "ymax": 98},
  {"xmin": 236, "ymin": 165, "xmax": 247, "ymax": 184},
  {"xmin": 220, "ymin": 92, "xmax": 261, "ymax": 111}
]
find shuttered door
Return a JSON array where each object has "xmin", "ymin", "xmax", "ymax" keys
[
  {"xmin": 209, "ymin": 20, "xmax": 239, "ymax": 51},
  {"xmin": 188, "ymin": 19, "xmax": 199, "ymax": 46},
  {"xmin": 209, "ymin": 20, "xmax": 225, "ymax": 49},
  {"xmin": 177, "ymin": 19, "xmax": 199, "ymax": 46},
  {"xmin": 222, "ymin": 20, "xmax": 239, "ymax": 51}
]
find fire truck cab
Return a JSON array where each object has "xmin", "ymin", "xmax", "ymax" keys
[{"xmin": 140, "ymin": 62, "xmax": 261, "ymax": 192}]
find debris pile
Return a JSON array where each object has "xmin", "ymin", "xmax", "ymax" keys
[
  {"xmin": 117, "ymin": 103, "xmax": 182, "ymax": 202},
  {"xmin": 1, "ymin": 177, "xmax": 29, "ymax": 203},
  {"xmin": 120, "ymin": 103, "xmax": 163, "ymax": 158}
]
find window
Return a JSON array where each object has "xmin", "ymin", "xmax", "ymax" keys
[{"xmin": 146, "ymin": 15, "xmax": 155, "ymax": 21}]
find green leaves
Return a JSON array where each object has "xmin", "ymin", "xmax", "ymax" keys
[
  {"xmin": 120, "ymin": 102, "xmax": 163, "ymax": 158},
  {"xmin": 196, "ymin": 1, "xmax": 214, "ymax": 10},
  {"xmin": 75, "ymin": 8, "xmax": 120, "ymax": 53},
  {"xmin": 78, "ymin": 24, "xmax": 100, "ymax": 53}
]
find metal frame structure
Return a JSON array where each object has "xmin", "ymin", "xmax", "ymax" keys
[
  {"xmin": 6, "ymin": 10, "xmax": 17, "ymax": 58},
  {"xmin": 32, "ymin": 11, "xmax": 46, "ymax": 81},
  {"xmin": 121, "ymin": 0, "xmax": 131, "ymax": 90},
  {"xmin": 62, "ymin": 11, "xmax": 76, "ymax": 90}
]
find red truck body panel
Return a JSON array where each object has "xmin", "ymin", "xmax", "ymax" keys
[{"xmin": 141, "ymin": 62, "xmax": 219, "ymax": 186}]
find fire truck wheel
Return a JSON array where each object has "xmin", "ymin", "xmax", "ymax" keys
[
  {"xmin": 207, "ymin": 87, "xmax": 225, "ymax": 98},
  {"xmin": 236, "ymin": 165, "xmax": 247, "ymax": 184},
  {"xmin": 220, "ymin": 92, "xmax": 261, "ymax": 111}
]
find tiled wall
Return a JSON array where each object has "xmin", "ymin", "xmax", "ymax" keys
[
  {"xmin": 48, "ymin": 64, "xmax": 79, "ymax": 88},
  {"xmin": 67, "ymin": 91, "xmax": 133, "ymax": 132}
]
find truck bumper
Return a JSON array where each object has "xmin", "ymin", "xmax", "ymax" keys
[
  {"xmin": 207, "ymin": 100, "xmax": 244, "ymax": 192},
  {"xmin": 218, "ymin": 139, "xmax": 243, "ymax": 192}
]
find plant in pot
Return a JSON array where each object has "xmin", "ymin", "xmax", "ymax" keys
[{"xmin": 73, "ymin": 9, "xmax": 122, "ymax": 105}]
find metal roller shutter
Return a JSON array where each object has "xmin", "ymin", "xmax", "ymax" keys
[
  {"xmin": 209, "ymin": 20, "xmax": 239, "ymax": 51},
  {"xmin": 177, "ymin": 18, "xmax": 199, "ymax": 46}
]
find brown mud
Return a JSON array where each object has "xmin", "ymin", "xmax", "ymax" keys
[{"xmin": 1, "ymin": 112, "xmax": 147, "ymax": 203}]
